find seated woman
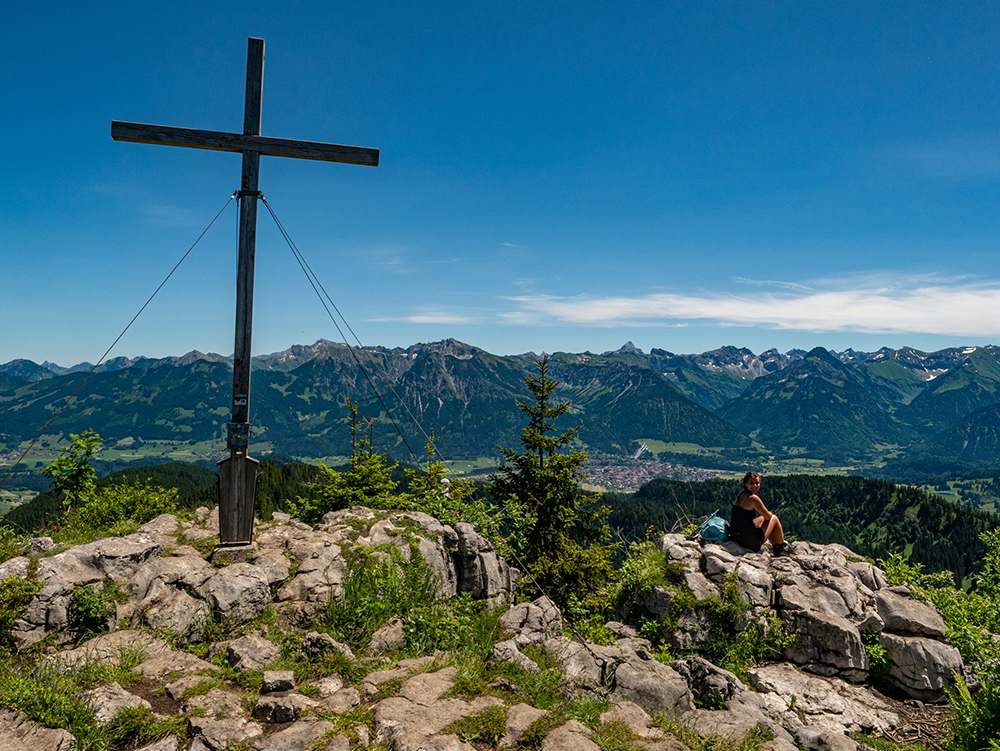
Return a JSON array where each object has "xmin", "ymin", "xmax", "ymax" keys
[{"xmin": 731, "ymin": 471, "xmax": 794, "ymax": 556}]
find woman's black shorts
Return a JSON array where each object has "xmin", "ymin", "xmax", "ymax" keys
[{"xmin": 729, "ymin": 525, "xmax": 765, "ymax": 552}]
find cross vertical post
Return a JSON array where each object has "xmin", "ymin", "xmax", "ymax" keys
[
  {"xmin": 219, "ymin": 37, "xmax": 265, "ymax": 543},
  {"xmin": 111, "ymin": 36, "xmax": 379, "ymax": 544}
]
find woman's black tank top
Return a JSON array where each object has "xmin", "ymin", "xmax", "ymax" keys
[{"xmin": 731, "ymin": 492, "xmax": 758, "ymax": 534}]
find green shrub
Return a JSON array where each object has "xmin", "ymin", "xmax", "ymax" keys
[
  {"xmin": 405, "ymin": 595, "xmax": 503, "ymax": 656},
  {"xmin": 443, "ymin": 704, "xmax": 509, "ymax": 745},
  {"xmin": 947, "ymin": 670, "xmax": 1000, "ymax": 751},
  {"xmin": 880, "ymin": 531, "xmax": 1000, "ymax": 750},
  {"xmin": 101, "ymin": 705, "xmax": 186, "ymax": 751},
  {"xmin": 0, "ymin": 526, "xmax": 27, "ymax": 564},
  {"xmin": 56, "ymin": 479, "xmax": 177, "ymax": 544},
  {"xmin": 607, "ymin": 540, "xmax": 687, "ymax": 625},
  {"xmin": 0, "ymin": 576, "xmax": 42, "ymax": 647},
  {"xmin": 862, "ymin": 631, "xmax": 892, "ymax": 691},
  {"xmin": 326, "ymin": 543, "xmax": 439, "ymax": 649},
  {"xmin": 43, "ymin": 430, "xmax": 102, "ymax": 511},
  {"xmin": 881, "ymin": 530, "xmax": 1000, "ymax": 668},
  {"xmin": 0, "ymin": 661, "xmax": 97, "ymax": 741},
  {"xmin": 288, "ymin": 400, "xmax": 404, "ymax": 524},
  {"xmin": 68, "ymin": 582, "xmax": 126, "ymax": 640},
  {"xmin": 700, "ymin": 573, "xmax": 795, "ymax": 681}
]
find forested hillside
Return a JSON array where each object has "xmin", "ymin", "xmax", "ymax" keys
[
  {"xmin": 7, "ymin": 339, "xmax": 1000, "ymax": 474},
  {"xmin": 610, "ymin": 474, "xmax": 999, "ymax": 585}
]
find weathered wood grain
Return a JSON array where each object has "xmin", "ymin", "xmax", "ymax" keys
[{"xmin": 110, "ymin": 121, "xmax": 379, "ymax": 166}]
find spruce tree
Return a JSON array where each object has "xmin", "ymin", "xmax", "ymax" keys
[{"xmin": 489, "ymin": 356, "xmax": 614, "ymax": 609}]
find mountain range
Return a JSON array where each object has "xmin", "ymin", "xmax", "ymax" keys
[{"xmin": 3, "ymin": 339, "xmax": 1000, "ymax": 475}]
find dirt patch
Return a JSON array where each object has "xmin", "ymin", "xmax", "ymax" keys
[
  {"xmin": 867, "ymin": 690, "xmax": 954, "ymax": 750},
  {"xmin": 127, "ymin": 680, "xmax": 183, "ymax": 716}
]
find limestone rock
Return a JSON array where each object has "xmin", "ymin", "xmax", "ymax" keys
[
  {"xmin": 311, "ymin": 674, "xmax": 345, "ymax": 696},
  {"xmin": 879, "ymin": 633, "xmax": 963, "ymax": 701},
  {"xmin": 796, "ymin": 725, "xmax": 859, "ymax": 751},
  {"xmin": 0, "ymin": 707, "xmax": 75, "ymax": 751},
  {"xmin": 250, "ymin": 549, "xmax": 291, "ymax": 585},
  {"xmin": 855, "ymin": 611, "xmax": 884, "ymax": 634},
  {"xmin": 643, "ymin": 586, "xmax": 674, "ymax": 616},
  {"xmin": 660, "ymin": 534, "xmax": 701, "ymax": 565},
  {"xmin": 187, "ymin": 715, "xmax": 261, "ymax": 751},
  {"xmin": 734, "ymin": 561, "xmax": 772, "ymax": 607},
  {"xmin": 253, "ymin": 694, "xmax": 319, "ymax": 724},
  {"xmin": 605, "ymin": 621, "xmax": 638, "ymax": 638},
  {"xmin": 599, "ymin": 701, "xmax": 665, "ymax": 739},
  {"xmin": 683, "ymin": 570, "xmax": 720, "ymax": 602},
  {"xmin": 14, "ymin": 536, "xmax": 163, "ymax": 647},
  {"xmin": 543, "ymin": 636, "xmax": 623, "ymax": 686},
  {"xmin": 362, "ymin": 657, "xmax": 436, "ymax": 695},
  {"xmin": 502, "ymin": 703, "xmax": 548, "ymax": 747},
  {"xmin": 183, "ymin": 688, "xmax": 246, "ymax": 719},
  {"xmin": 541, "ymin": 719, "xmax": 600, "ymax": 751},
  {"xmin": 262, "ymin": 670, "xmax": 295, "ymax": 693},
  {"xmin": 0, "ymin": 555, "xmax": 30, "ymax": 580},
  {"xmin": 201, "ymin": 563, "xmax": 271, "ymax": 627},
  {"xmin": 86, "ymin": 681, "xmax": 151, "ymax": 722},
  {"xmin": 747, "ymin": 663, "xmax": 900, "ymax": 734},
  {"xmin": 133, "ymin": 650, "xmax": 217, "ymax": 679},
  {"xmin": 222, "ymin": 634, "xmax": 282, "ymax": 671},
  {"xmin": 399, "ymin": 667, "xmax": 458, "ymax": 705},
  {"xmin": 664, "ymin": 609, "xmax": 712, "ymax": 652},
  {"xmin": 370, "ymin": 616, "xmax": 406, "ymax": 653},
  {"xmin": 135, "ymin": 738, "xmax": 178, "ymax": 751},
  {"xmin": 127, "ymin": 556, "xmax": 214, "ymax": 639},
  {"xmin": 499, "ymin": 596, "xmax": 562, "ymax": 645},
  {"xmin": 300, "ymin": 630, "xmax": 356, "ymax": 661},
  {"xmin": 489, "ymin": 639, "xmax": 540, "ymax": 673},
  {"xmin": 137, "ymin": 514, "xmax": 179, "ymax": 539},
  {"xmin": 250, "ymin": 719, "xmax": 342, "ymax": 751},
  {"xmin": 613, "ymin": 652, "xmax": 694, "ymax": 716},
  {"xmin": 52, "ymin": 629, "xmax": 173, "ymax": 668},
  {"xmin": 781, "ymin": 608, "xmax": 867, "ymax": 681},
  {"xmin": 318, "ymin": 687, "xmax": 361, "ymax": 714},
  {"xmin": 374, "ymin": 693, "xmax": 501, "ymax": 750},
  {"xmin": 670, "ymin": 656, "xmax": 745, "ymax": 708},
  {"xmin": 452, "ymin": 522, "xmax": 517, "ymax": 602},
  {"xmin": 165, "ymin": 675, "xmax": 217, "ymax": 701},
  {"xmin": 876, "ymin": 591, "xmax": 946, "ymax": 639},
  {"xmin": 26, "ymin": 537, "xmax": 55, "ymax": 556}
]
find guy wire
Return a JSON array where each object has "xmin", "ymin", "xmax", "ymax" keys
[
  {"xmin": 260, "ymin": 196, "xmax": 419, "ymax": 462},
  {"xmin": 257, "ymin": 197, "xmax": 605, "ymax": 660},
  {"xmin": 0, "ymin": 193, "xmax": 237, "ymax": 494}
]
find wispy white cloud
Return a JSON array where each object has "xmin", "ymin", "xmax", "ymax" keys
[
  {"xmin": 499, "ymin": 277, "xmax": 1000, "ymax": 337},
  {"xmin": 731, "ymin": 277, "xmax": 816, "ymax": 292},
  {"xmin": 372, "ymin": 307, "xmax": 480, "ymax": 324},
  {"xmin": 375, "ymin": 258, "xmax": 415, "ymax": 274}
]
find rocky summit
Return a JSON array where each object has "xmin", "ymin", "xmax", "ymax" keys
[{"xmin": 0, "ymin": 506, "xmax": 967, "ymax": 751}]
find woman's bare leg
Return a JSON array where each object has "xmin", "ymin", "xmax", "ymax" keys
[{"xmin": 763, "ymin": 514, "xmax": 784, "ymax": 545}]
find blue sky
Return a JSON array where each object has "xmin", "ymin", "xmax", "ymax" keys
[{"xmin": 5, "ymin": 1, "xmax": 1000, "ymax": 366}]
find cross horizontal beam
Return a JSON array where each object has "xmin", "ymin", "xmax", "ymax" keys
[{"xmin": 111, "ymin": 121, "xmax": 379, "ymax": 166}]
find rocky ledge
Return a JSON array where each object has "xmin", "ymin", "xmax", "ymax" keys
[
  {"xmin": 0, "ymin": 508, "xmax": 971, "ymax": 751},
  {"xmin": 2, "ymin": 505, "xmax": 516, "ymax": 650}
]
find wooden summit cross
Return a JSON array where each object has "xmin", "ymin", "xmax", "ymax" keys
[{"xmin": 112, "ymin": 37, "xmax": 379, "ymax": 544}]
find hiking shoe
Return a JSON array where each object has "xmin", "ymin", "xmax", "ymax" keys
[{"xmin": 772, "ymin": 542, "xmax": 795, "ymax": 557}]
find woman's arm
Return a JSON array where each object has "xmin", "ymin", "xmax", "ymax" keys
[{"xmin": 747, "ymin": 493, "xmax": 773, "ymax": 520}]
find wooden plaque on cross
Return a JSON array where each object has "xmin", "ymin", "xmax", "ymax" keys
[{"xmin": 112, "ymin": 37, "xmax": 378, "ymax": 543}]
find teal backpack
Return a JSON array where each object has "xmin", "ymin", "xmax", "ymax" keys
[{"xmin": 699, "ymin": 511, "xmax": 730, "ymax": 543}]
